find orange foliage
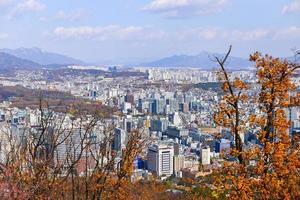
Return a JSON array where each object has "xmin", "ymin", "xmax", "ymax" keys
[{"xmin": 212, "ymin": 50, "xmax": 300, "ymax": 199}]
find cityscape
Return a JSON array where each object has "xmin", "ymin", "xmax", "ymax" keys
[{"xmin": 0, "ymin": 0, "xmax": 299, "ymax": 199}]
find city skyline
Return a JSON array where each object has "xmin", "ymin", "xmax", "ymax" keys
[
  {"xmin": 0, "ymin": 1, "xmax": 299, "ymax": 198},
  {"xmin": 0, "ymin": 0, "xmax": 299, "ymax": 63}
]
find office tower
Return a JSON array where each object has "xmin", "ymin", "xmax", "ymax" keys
[
  {"xmin": 165, "ymin": 126, "xmax": 188, "ymax": 139},
  {"xmin": 113, "ymin": 128, "xmax": 127, "ymax": 151},
  {"xmin": 175, "ymin": 93, "xmax": 184, "ymax": 104},
  {"xmin": 165, "ymin": 104, "xmax": 171, "ymax": 114},
  {"xmin": 144, "ymin": 117, "xmax": 151, "ymax": 128},
  {"xmin": 125, "ymin": 94, "xmax": 134, "ymax": 105},
  {"xmin": 150, "ymin": 119, "xmax": 168, "ymax": 132},
  {"xmin": 184, "ymin": 94, "xmax": 193, "ymax": 104},
  {"xmin": 173, "ymin": 155, "xmax": 185, "ymax": 173},
  {"xmin": 215, "ymin": 139, "xmax": 231, "ymax": 153},
  {"xmin": 151, "ymin": 99, "xmax": 165, "ymax": 114},
  {"xmin": 133, "ymin": 156, "xmax": 144, "ymax": 169},
  {"xmin": 201, "ymin": 146, "xmax": 210, "ymax": 165},
  {"xmin": 179, "ymin": 103, "xmax": 189, "ymax": 113},
  {"xmin": 138, "ymin": 100, "xmax": 150, "ymax": 113},
  {"xmin": 147, "ymin": 143, "xmax": 174, "ymax": 177},
  {"xmin": 167, "ymin": 98, "xmax": 178, "ymax": 113},
  {"xmin": 90, "ymin": 90, "xmax": 97, "ymax": 99},
  {"xmin": 173, "ymin": 143, "xmax": 180, "ymax": 156},
  {"xmin": 158, "ymin": 99, "xmax": 165, "ymax": 114},
  {"xmin": 168, "ymin": 112, "xmax": 181, "ymax": 126},
  {"xmin": 289, "ymin": 107, "xmax": 300, "ymax": 130},
  {"xmin": 138, "ymin": 98, "xmax": 143, "ymax": 112},
  {"xmin": 151, "ymin": 99, "xmax": 157, "ymax": 114},
  {"xmin": 122, "ymin": 102, "xmax": 132, "ymax": 113},
  {"xmin": 122, "ymin": 115, "xmax": 133, "ymax": 132},
  {"xmin": 108, "ymin": 88, "xmax": 118, "ymax": 98},
  {"xmin": 55, "ymin": 128, "xmax": 87, "ymax": 163}
]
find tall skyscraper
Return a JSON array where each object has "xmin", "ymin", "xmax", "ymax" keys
[
  {"xmin": 151, "ymin": 99, "xmax": 165, "ymax": 114},
  {"xmin": 113, "ymin": 128, "xmax": 127, "ymax": 152},
  {"xmin": 147, "ymin": 143, "xmax": 174, "ymax": 177}
]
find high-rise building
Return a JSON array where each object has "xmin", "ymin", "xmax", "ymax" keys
[
  {"xmin": 215, "ymin": 139, "xmax": 231, "ymax": 153},
  {"xmin": 179, "ymin": 103, "xmax": 189, "ymax": 113},
  {"xmin": 167, "ymin": 98, "xmax": 178, "ymax": 113},
  {"xmin": 150, "ymin": 119, "xmax": 168, "ymax": 132},
  {"xmin": 125, "ymin": 94, "xmax": 134, "ymax": 105},
  {"xmin": 151, "ymin": 99, "xmax": 166, "ymax": 114},
  {"xmin": 173, "ymin": 155, "xmax": 185, "ymax": 173},
  {"xmin": 201, "ymin": 146, "xmax": 210, "ymax": 165},
  {"xmin": 184, "ymin": 94, "xmax": 193, "ymax": 104},
  {"xmin": 122, "ymin": 102, "xmax": 132, "ymax": 113},
  {"xmin": 113, "ymin": 128, "xmax": 127, "ymax": 152},
  {"xmin": 165, "ymin": 126, "xmax": 188, "ymax": 139},
  {"xmin": 147, "ymin": 143, "xmax": 174, "ymax": 177},
  {"xmin": 168, "ymin": 112, "xmax": 181, "ymax": 126}
]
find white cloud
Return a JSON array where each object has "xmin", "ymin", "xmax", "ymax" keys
[
  {"xmin": 176, "ymin": 27, "xmax": 300, "ymax": 42},
  {"xmin": 8, "ymin": 0, "xmax": 46, "ymax": 18},
  {"xmin": 273, "ymin": 26, "xmax": 300, "ymax": 39},
  {"xmin": 177, "ymin": 27, "xmax": 270, "ymax": 41},
  {"xmin": 51, "ymin": 25, "xmax": 300, "ymax": 43},
  {"xmin": 52, "ymin": 25, "xmax": 167, "ymax": 41},
  {"xmin": 55, "ymin": 9, "xmax": 87, "ymax": 21},
  {"xmin": 198, "ymin": 28, "xmax": 219, "ymax": 40},
  {"xmin": 282, "ymin": 0, "xmax": 300, "ymax": 14},
  {"xmin": 229, "ymin": 29, "xmax": 270, "ymax": 41},
  {"xmin": 143, "ymin": 0, "xmax": 229, "ymax": 18}
]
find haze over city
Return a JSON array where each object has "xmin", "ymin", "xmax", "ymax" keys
[{"xmin": 0, "ymin": 0, "xmax": 299, "ymax": 63}]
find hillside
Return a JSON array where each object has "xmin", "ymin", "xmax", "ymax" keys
[
  {"xmin": 0, "ymin": 47, "xmax": 84, "ymax": 65},
  {"xmin": 0, "ymin": 52, "xmax": 42, "ymax": 72}
]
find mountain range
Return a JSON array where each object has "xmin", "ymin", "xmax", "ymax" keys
[
  {"xmin": 138, "ymin": 52, "xmax": 253, "ymax": 70},
  {"xmin": 0, "ymin": 48, "xmax": 257, "ymax": 71},
  {"xmin": 0, "ymin": 47, "xmax": 84, "ymax": 66},
  {"xmin": 0, "ymin": 52, "xmax": 41, "ymax": 71}
]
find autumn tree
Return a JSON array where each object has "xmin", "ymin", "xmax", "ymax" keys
[
  {"xmin": 212, "ymin": 47, "xmax": 300, "ymax": 199},
  {"xmin": 0, "ymin": 96, "xmax": 147, "ymax": 199},
  {"xmin": 213, "ymin": 45, "xmax": 249, "ymax": 164}
]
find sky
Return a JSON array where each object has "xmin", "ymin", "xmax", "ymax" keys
[{"xmin": 0, "ymin": 0, "xmax": 299, "ymax": 63}]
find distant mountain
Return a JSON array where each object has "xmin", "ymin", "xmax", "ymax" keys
[
  {"xmin": 0, "ymin": 52, "xmax": 42, "ymax": 71},
  {"xmin": 139, "ymin": 52, "xmax": 253, "ymax": 70},
  {"xmin": 0, "ymin": 47, "xmax": 84, "ymax": 65}
]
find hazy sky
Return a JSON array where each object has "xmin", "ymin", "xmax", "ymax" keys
[{"xmin": 0, "ymin": 0, "xmax": 299, "ymax": 62}]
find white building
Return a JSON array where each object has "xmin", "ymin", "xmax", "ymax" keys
[
  {"xmin": 147, "ymin": 143, "xmax": 174, "ymax": 177},
  {"xmin": 173, "ymin": 155, "xmax": 185, "ymax": 174},
  {"xmin": 201, "ymin": 146, "xmax": 210, "ymax": 165},
  {"xmin": 168, "ymin": 112, "xmax": 181, "ymax": 126},
  {"xmin": 122, "ymin": 102, "xmax": 132, "ymax": 113},
  {"xmin": 290, "ymin": 107, "xmax": 300, "ymax": 128}
]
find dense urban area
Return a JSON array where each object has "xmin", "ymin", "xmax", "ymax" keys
[
  {"xmin": 0, "ymin": 0, "xmax": 300, "ymax": 198},
  {"xmin": 0, "ymin": 50, "xmax": 299, "ymax": 199}
]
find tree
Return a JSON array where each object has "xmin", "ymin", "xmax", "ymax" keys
[
  {"xmin": 212, "ymin": 48, "xmax": 300, "ymax": 199},
  {"xmin": 0, "ymin": 97, "xmax": 147, "ymax": 199},
  {"xmin": 213, "ymin": 45, "xmax": 249, "ymax": 164}
]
